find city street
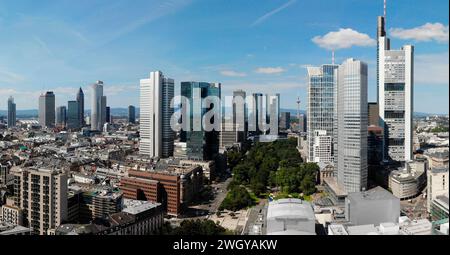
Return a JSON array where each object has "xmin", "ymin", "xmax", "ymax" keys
[
  {"xmin": 401, "ymin": 193, "xmax": 428, "ymax": 220},
  {"xmin": 243, "ymin": 200, "xmax": 267, "ymax": 235},
  {"xmin": 183, "ymin": 176, "xmax": 233, "ymax": 220}
]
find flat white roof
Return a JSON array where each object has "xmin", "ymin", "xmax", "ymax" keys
[
  {"xmin": 267, "ymin": 199, "xmax": 315, "ymax": 220},
  {"xmin": 122, "ymin": 199, "xmax": 161, "ymax": 215}
]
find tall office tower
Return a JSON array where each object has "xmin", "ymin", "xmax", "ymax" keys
[
  {"xmin": 378, "ymin": 16, "xmax": 414, "ymax": 163},
  {"xmin": 102, "ymin": 97, "xmax": 107, "ymax": 123},
  {"xmin": 39, "ymin": 91, "xmax": 56, "ymax": 128},
  {"xmin": 298, "ymin": 114, "xmax": 307, "ymax": 133},
  {"xmin": 307, "ymin": 65, "xmax": 338, "ymax": 163},
  {"xmin": 140, "ymin": 71, "xmax": 175, "ymax": 158},
  {"xmin": 377, "ymin": 16, "xmax": 390, "ymax": 102},
  {"xmin": 7, "ymin": 96, "xmax": 16, "ymax": 128},
  {"xmin": 67, "ymin": 101, "xmax": 80, "ymax": 129},
  {"xmin": 181, "ymin": 81, "xmax": 221, "ymax": 160},
  {"xmin": 220, "ymin": 122, "xmax": 239, "ymax": 149},
  {"xmin": 106, "ymin": 106, "xmax": 111, "ymax": 123},
  {"xmin": 368, "ymin": 102, "xmax": 379, "ymax": 126},
  {"xmin": 279, "ymin": 112, "xmax": 291, "ymax": 130},
  {"xmin": 233, "ymin": 90, "xmax": 247, "ymax": 142},
  {"xmin": 264, "ymin": 94, "xmax": 280, "ymax": 134},
  {"xmin": 128, "ymin": 105, "xmax": 136, "ymax": 124},
  {"xmin": 90, "ymin": 81, "xmax": 106, "ymax": 131},
  {"xmin": 368, "ymin": 126, "xmax": 384, "ymax": 169},
  {"xmin": 76, "ymin": 87, "xmax": 84, "ymax": 126},
  {"xmin": 56, "ymin": 106, "xmax": 67, "ymax": 127},
  {"xmin": 336, "ymin": 58, "xmax": 368, "ymax": 193},
  {"xmin": 12, "ymin": 167, "xmax": 68, "ymax": 235},
  {"xmin": 250, "ymin": 93, "xmax": 264, "ymax": 134}
]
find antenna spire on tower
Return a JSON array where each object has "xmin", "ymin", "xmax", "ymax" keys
[
  {"xmin": 384, "ymin": 0, "xmax": 387, "ymax": 19},
  {"xmin": 332, "ymin": 50, "xmax": 335, "ymax": 65}
]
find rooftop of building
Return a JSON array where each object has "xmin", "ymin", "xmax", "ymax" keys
[
  {"xmin": 69, "ymin": 183, "xmax": 123, "ymax": 199},
  {"xmin": 0, "ymin": 224, "xmax": 31, "ymax": 235},
  {"xmin": 122, "ymin": 199, "xmax": 161, "ymax": 215},
  {"xmin": 267, "ymin": 198, "xmax": 315, "ymax": 221},
  {"xmin": 347, "ymin": 186, "xmax": 398, "ymax": 202},
  {"xmin": 323, "ymin": 177, "xmax": 347, "ymax": 197}
]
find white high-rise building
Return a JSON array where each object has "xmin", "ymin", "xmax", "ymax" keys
[
  {"xmin": 90, "ymin": 81, "xmax": 106, "ymax": 131},
  {"xmin": 307, "ymin": 65, "xmax": 338, "ymax": 164},
  {"xmin": 336, "ymin": 58, "xmax": 368, "ymax": 193},
  {"xmin": 140, "ymin": 71, "xmax": 175, "ymax": 158},
  {"xmin": 378, "ymin": 16, "xmax": 414, "ymax": 163}
]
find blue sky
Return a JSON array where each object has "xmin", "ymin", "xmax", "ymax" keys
[{"xmin": 0, "ymin": 0, "xmax": 448, "ymax": 113}]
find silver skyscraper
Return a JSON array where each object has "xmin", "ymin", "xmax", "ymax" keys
[
  {"xmin": 336, "ymin": 58, "xmax": 369, "ymax": 193},
  {"xmin": 90, "ymin": 81, "xmax": 107, "ymax": 131},
  {"xmin": 306, "ymin": 64, "xmax": 338, "ymax": 164},
  {"xmin": 377, "ymin": 16, "xmax": 414, "ymax": 163}
]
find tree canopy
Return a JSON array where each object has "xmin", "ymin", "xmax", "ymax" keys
[
  {"xmin": 220, "ymin": 185, "xmax": 255, "ymax": 211},
  {"xmin": 229, "ymin": 138, "xmax": 317, "ymax": 196}
]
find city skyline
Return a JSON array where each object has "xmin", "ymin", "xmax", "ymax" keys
[
  {"xmin": 0, "ymin": 0, "xmax": 448, "ymax": 114},
  {"xmin": 0, "ymin": 1, "xmax": 448, "ymax": 238}
]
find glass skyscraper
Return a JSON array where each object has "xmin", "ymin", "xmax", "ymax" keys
[
  {"xmin": 181, "ymin": 82, "xmax": 221, "ymax": 160},
  {"xmin": 77, "ymin": 87, "xmax": 84, "ymax": 126},
  {"xmin": 128, "ymin": 105, "xmax": 136, "ymax": 124},
  {"xmin": 67, "ymin": 101, "xmax": 80, "ymax": 129},
  {"xmin": 306, "ymin": 65, "xmax": 338, "ymax": 164},
  {"xmin": 56, "ymin": 106, "xmax": 67, "ymax": 127},
  {"xmin": 7, "ymin": 96, "xmax": 16, "ymax": 128}
]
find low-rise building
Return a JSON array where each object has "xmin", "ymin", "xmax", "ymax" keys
[
  {"xmin": 345, "ymin": 186, "xmax": 400, "ymax": 226},
  {"xmin": 55, "ymin": 200, "xmax": 163, "ymax": 235},
  {"xmin": 120, "ymin": 165, "xmax": 203, "ymax": 217},
  {"xmin": 0, "ymin": 199, "xmax": 23, "ymax": 226},
  {"xmin": 430, "ymin": 195, "xmax": 449, "ymax": 221},
  {"xmin": 389, "ymin": 160, "xmax": 427, "ymax": 200},
  {"xmin": 427, "ymin": 166, "xmax": 449, "ymax": 213},
  {"xmin": 266, "ymin": 199, "xmax": 316, "ymax": 235}
]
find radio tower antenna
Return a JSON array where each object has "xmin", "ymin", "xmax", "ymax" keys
[
  {"xmin": 296, "ymin": 97, "xmax": 301, "ymax": 121},
  {"xmin": 384, "ymin": 0, "xmax": 387, "ymax": 19}
]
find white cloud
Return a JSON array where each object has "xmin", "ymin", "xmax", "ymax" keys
[
  {"xmin": 312, "ymin": 28, "xmax": 376, "ymax": 50},
  {"xmin": 415, "ymin": 52, "xmax": 449, "ymax": 86},
  {"xmin": 0, "ymin": 69, "xmax": 26, "ymax": 83},
  {"xmin": 390, "ymin": 23, "xmax": 449, "ymax": 43},
  {"xmin": 220, "ymin": 70, "xmax": 247, "ymax": 77},
  {"xmin": 251, "ymin": 0, "xmax": 297, "ymax": 27},
  {"xmin": 255, "ymin": 67, "xmax": 286, "ymax": 74}
]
